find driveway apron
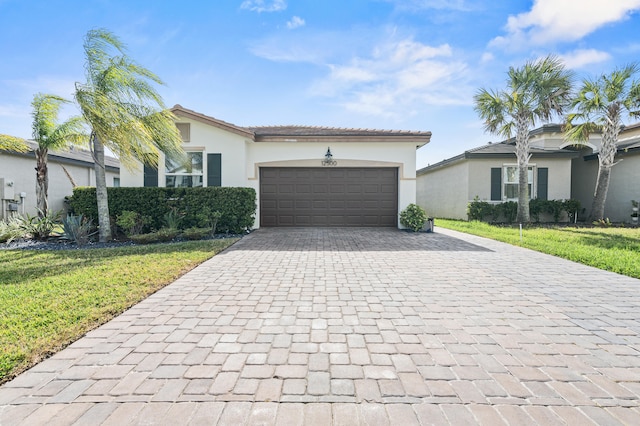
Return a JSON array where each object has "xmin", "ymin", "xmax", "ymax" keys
[{"xmin": 1, "ymin": 227, "xmax": 640, "ymax": 425}]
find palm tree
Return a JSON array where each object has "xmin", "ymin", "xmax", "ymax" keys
[
  {"xmin": 0, "ymin": 135, "xmax": 29, "ymax": 152},
  {"xmin": 74, "ymin": 29, "xmax": 184, "ymax": 241},
  {"xmin": 31, "ymin": 94, "xmax": 86, "ymax": 216},
  {"xmin": 474, "ymin": 55, "xmax": 573, "ymax": 223},
  {"xmin": 565, "ymin": 64, "xmax": 640, "ymax": 221}
]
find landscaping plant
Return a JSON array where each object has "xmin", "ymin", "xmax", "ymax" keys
[
  {"xmin": 400, "ymin": 203, "xmax": 428, "ymax": 232},
  {"xmin": 22, "ymin": 210, "xmax": 61, "ymax": 240},
  {"xmin": 62, "ymin": 214, "xmax": 94, "ymax": 246}
]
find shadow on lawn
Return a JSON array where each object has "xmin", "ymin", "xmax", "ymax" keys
[
  {"xmin": 555, "ymin": 228, "xmax": 640, "ymax": 251},
  {"xmin": 0, "ymin": 239, "xmax": 238, "ymax": 286}
]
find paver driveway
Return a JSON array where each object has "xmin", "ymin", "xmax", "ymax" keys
[{"xmin": 1, "ymin": 227, "xmax": 640, "ymax": 425}]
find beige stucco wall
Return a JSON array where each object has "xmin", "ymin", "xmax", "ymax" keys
[
  {"xmin": 120, "ymin": 118, "xmax": 249, "ymax": 187},
  {"xmin": 417, "ymin": 160, "xmax": 469, "ymax": 219},
  {"xmin": 417, "ymin": 156, "xmax": 573, "ymax": 220},
  {"xmin": 0, "ymin": 152, "xmax": 119, "ymax": 219},
  {"xmin": 572, "ymin": 151, "xmax": 640, "ymax": 222}
]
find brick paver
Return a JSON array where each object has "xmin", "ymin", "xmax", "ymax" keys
[{"xmin": 2, "ymin": 227, "xmax": 640, "ymax": 424}]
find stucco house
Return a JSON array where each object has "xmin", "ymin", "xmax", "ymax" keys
[
  {"xmin": 571, "ymin": 123, "xmax": 640, "ymax": 222},
  {"xmin": 0, "ymin": 141, "xmax": 120, "ymax": 219},
  {"xmin": 418, "ymin": 123, "xmax": 640, "ymax": 223},
  {"xmin": 417, "ymin": 125, "xmax": 581, "ymax": 220},
  {"xmin": 120, "ymin": 105, "xmax": 432, "ymax": 228}
]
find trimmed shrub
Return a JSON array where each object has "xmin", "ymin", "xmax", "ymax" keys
[
  {"xmin": 467, "ymin": 197, "xmax": 495, "ymax": 221},
  {"xmin": 182, "ymin": 227, "xmax": 212, "ymax": 240},
  {"xmin": 69, "ymin": 186, "xmax": 256, "ymax": 234},
  {"xmin": 466, "ymin": 197, "xmax": 581, "ymax": 224},
  {"xmin": 400, "ymin": 203, "xmax": 428, "ymax": 232},
  {"xmin": 129, "ymin": 228, "xmax": 179, "ymax": 244}
]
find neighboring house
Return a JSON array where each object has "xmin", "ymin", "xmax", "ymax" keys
[
  {"xmin": 571, "ymin": 123, "xmax": 640, "ymax": 222},
  {"xmin": 120, "ymin": 105, "xmax": 431, "ymax": 228},
  {"xmin": 418, "ymin": 123, "xmax": 640, "ymax": 223},
  {"xmin": 417, "ymin": 125, "xmax": 587, "ymax": 220},
  {"xmin": 0, "ymin": 141, "xmax": 120, "ymax": 219}
]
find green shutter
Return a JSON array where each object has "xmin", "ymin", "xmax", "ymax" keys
[
  {"xmin": 143, "ymin": 164, "xmax": 158, "ymax": 187},
  {"xmin": 537, "ymin": 168, "xmax": 548, "ymax": 200},
  {"xmin": 207, "ymin": 153, "xmax": 222, "ymax": 187},
  {"xmin": 490, "ymin": 168, "xmax": 502, "ymax": 201}
]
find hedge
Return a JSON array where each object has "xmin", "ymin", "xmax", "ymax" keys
[
  {"xmin": 68, "ymin": 187, "xmax": 256, "ymax": 234},
  {"xmin": 467, "ymin": 197, "xmax": 581, "ymax": 223}
]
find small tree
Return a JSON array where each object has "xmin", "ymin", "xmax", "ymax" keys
[
  {"xmin": 474, "ymin": 55, "xmax": 573, "ymax": 223},
  {"xmin": 565, "ymin": 64, "xmax": 640, "ymax": 221}
]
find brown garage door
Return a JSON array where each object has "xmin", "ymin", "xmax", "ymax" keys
[{"xmin": 260, "ymin": 167, "xmax": 398, "ymax": 227}]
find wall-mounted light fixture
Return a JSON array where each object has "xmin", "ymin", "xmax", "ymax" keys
[{"xmin": 321, "ymin": 147, "xmax": 337, "ymax": 166}]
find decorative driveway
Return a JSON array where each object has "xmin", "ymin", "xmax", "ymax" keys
[{"xmin": 1, "ymin": 227, "xmax": 640, "ymax": 425}]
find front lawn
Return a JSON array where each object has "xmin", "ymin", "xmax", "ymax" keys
[
  {"xmin": 437, "ymin": 219, "xmax": 640, "ymax": 279},
  {"xmin": 0, "ymin": 238, "xmax": 237, "ymax": 384}
]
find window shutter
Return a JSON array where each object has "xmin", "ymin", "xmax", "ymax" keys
[
  {"xmin": 143, "ymin": 164, "xmax": 158, "ymax": 187},
  {"xmin": 207, "ymin": 153, "xmax": 222, "ymax": 187},
  {"xmin": 537, "ymin": 168, "xmax": 548, "ymax": 200},
  {"xmin": 490, "ymin": 168, "xmax": 502, "ymax": 201}
]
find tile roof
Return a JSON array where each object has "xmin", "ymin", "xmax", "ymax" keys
[
  {"xmin": 4, "ymin": 141, "xmax": 120, "ymax": 171},
  {"xmin": 247, "ymin": 125, "xmax": 430, "ymax": 138},
  {"xmin": 172, "ymin": 104, "xmax": 431, "ymax": 144}
]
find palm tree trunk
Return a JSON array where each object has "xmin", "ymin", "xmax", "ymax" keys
[
  {"xmin": 35, "ymin": 148, "xmax": 48, "ymax": 217},
  {"xmin": 515, "ymin": 114, "xmax": 530, "ymax": 223},
  {"xmin": 589, "ymin": 163, "xmax": 611, "ymax": 221},
  {"xmin": 589, "ymin": 116, "xmax": 620, "ymax": 222},
  {"xmin": 92, "ymin": 133, "xmax": 112, "ymax": 242}
]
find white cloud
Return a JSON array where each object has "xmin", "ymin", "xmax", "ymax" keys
[
  {"xmin": 309, "ymin": 38, "xmax": 472, "ymax": 118},
  {"xmin": 240, "ymin": 0, "xmax": 286, "ymax": 13},
  {"xmin": 286, "ymin": 16, "xmax": 305, "ymax": 29},
  {"xmin": 491, "ymin": 0, "xmax": 640, "ymax": 49},
  {"xmin": 480, "ymin": 52, "xmax": 494, "ymax": 64},
  {"xmin": 560, "ymin": 49, "xmax": 611, "ymax": 69}
]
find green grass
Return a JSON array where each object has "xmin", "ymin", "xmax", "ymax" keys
[
  {"xmin": 437, "ymin": 219, "xmax": 640, "ymax": 279},
  {"xmin": 0, "ymin": 239, "xmax": 237, "ymax": 384}
]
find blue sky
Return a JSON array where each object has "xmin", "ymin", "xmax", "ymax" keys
[{"xmin": 1, "ymin": 0, "xmax": 639, "ymax": 168}]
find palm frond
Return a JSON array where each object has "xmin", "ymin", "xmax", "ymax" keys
[{"xmin": 0, "ymin": 134, "xmax": 29, "ymax": 152}]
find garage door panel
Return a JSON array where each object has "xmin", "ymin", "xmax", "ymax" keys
[
  {"xmin": 260, "ymin": 167, "xmax": 397, "ymax": 227},
  {"xmin": 296, "ymin": 184, "xmax": 312, "ymax": 193}
]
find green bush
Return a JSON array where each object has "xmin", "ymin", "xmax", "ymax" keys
[
  {"xmin": 563, "ymin": 199, "xmax": 581, "ymax": 223},
  {"xmin": 546, "ymin": 199, "xmax": 564, "ymax": 223},
  {"xmin": 496, "ymin": 201, "xmax": 517, "ymax": 223},
  {"xmin": 400, "ymin": 203, "xmax": 428, "ymax": 232},
  {"xmin": 182, "ymin": 227, "xmax": 212, "ymax": 240},
  {"xmin": 467, "ymin": 197, "xmax": 495, "ymax": 221},
  {"xmin": 467, "ymin": 198, "xmax": 581, "ymax": 224},
  {"xmin": 69, "ymin": 187, "xmax": 256, "ymax": 234},
  {"xmin": 529, "ymin": 199, "xmax": 544, "ymax": 223},
  {"xmin": 129, "ymin": 228, "xmax": 179, "ymax": 244},
  {"xmin": 116, "ymin": 210, "xmax": 150, "ymax": 236}
]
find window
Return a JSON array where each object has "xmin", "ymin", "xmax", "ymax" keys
[
  {"xmin": 503, "ymin": 165, "xmax": 533, "ymax": 200},
  {"xmin": 113, "ymin": 177, "xmax": 120, "ymax": 188},
  {"xmin": 176, "ymin": 123, "xmax": 190, "ymax": 142},
  {"xmin": 165, "ymin": 152, "xmax": 203, "ymax": 187}
]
